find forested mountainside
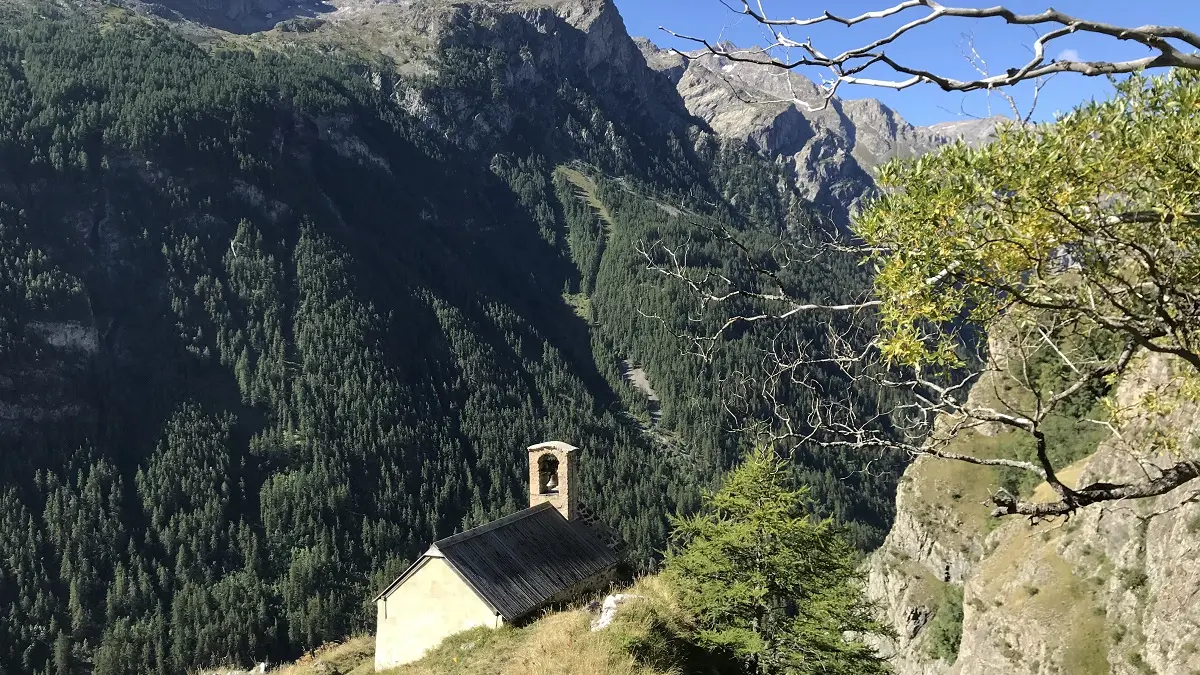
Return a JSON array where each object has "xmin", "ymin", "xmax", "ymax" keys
[{"xmin": 0, "ymin": 1, "xmax": 911, "ymax": 672}]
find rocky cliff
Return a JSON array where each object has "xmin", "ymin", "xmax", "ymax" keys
[
  {"xmin": 634, "ymin": 40, "xmax": 1004, "ymax": 226},
  {"xmin": 121, "ymin": 0, "xmax": 677, "ymax": 108},
  {"xmin": 865, "ymin": 353, "xmax": 1200, "ymax": 674},
  {"xmin": 107, "ymin": 0, "xmax": 1002, "ymax": 227}
]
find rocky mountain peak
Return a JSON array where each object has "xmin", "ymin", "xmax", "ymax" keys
[
  {"xmin": 926, "ymin": 116, "xmax": 1010, "ymax": 147},
  {"xmin": 530, "ymin": 0, "xmax": 644, "ymax": 74},
  {"xmin": 531, "ymin": 0, "xmax": 615, "ymax": 28},
  {"xmin": 634, "ymin": 38, "xmax": 1005, "ymax": 225},
  {"xmin": 117, "ymin": 0, "xmax": 1002, "ymax": 225}
]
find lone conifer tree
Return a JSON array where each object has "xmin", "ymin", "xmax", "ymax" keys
[{"xmin": 665, "ymin": 446, "xmax": 891, "ymax": 674}]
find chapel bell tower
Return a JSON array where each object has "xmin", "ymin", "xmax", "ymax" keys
[{"xmin": 528, "ymin": 441, "xmax": 579, "ymax": 521}]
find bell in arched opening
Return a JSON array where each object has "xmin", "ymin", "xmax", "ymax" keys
[
  {"xmin": 538, "ymin": 453, "xmax": 560, "ymax": 495},
  {"xmin": 528, "ymin": 441, "xmax": 579, "ymax": 520}
]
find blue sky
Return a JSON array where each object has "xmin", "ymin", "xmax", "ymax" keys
[{"xmin": 613, "ymin": 0, "xmax": 1200, "ymax": 126}]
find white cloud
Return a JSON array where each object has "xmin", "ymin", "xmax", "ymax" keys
[{"xmin": 1057, "ymin": 48, "xmax": 1081, "ymax": 62}]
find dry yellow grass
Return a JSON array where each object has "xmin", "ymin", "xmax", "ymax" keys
[
  {"xmin": 905, "ymin": 429, "xmax": 1008, "ymax": 545},
  {"xmin": 1029, "ymin": 457, "xmax": 1088, "ymax": 504},
  {"xmin": 554, "ymin": 166, "xmax": 616, "ymax": 233},
  {"xmin": 271, "ymin": 636, "xmax": 376, "ymax": 675},
  {"xmin": 272, "ymin": 578, "xmax": 685, "ymax": 675},
  {"xmin": 393, "ymin": 612, "xmax": 655, "ymax": 675},
  {"xmin": 973, "ymin": 505, "xmax": 1110, "ymax": 674},
  {"xmin": 393, "ymin": 577, "xmax": 681, "ymax": 675},
  {"xmin": 908, "ymin": 425, "xmax": 1097, "ymax": 547}
]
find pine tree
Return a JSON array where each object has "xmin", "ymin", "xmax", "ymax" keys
[{"xmin": 664, "ymin": 446, "xmax": 892, "ymax": 675}]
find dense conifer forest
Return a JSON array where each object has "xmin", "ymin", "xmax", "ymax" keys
[{"xmin": 0, "ymin": 8, "xmax": 902, "ymax": 673}]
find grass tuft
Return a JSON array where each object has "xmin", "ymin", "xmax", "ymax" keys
[{"xmin": 271, "ymin": 636, "xmax": 376, "ymax": 675}]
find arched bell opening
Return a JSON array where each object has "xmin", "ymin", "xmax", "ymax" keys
[{"xmin": 537, "ymin": 453, "xmax": 560, "ymax": 495}]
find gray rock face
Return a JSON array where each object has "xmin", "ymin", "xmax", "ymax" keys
[
  {"xmin": 634, "ymin": 41, "xmax": 1005, "ymax": 225},
  {"xmin": 955, "ymin": 356, "xmax": 1200, "ymax": 675},
  {"xmin": 925, "ymin": 118, "xmax": 1007, "ymax": 147},
  {"xmin": 116, "ymin": 0, "xmax": 1000, "ymax": 224},
  {"xmin": 862, "ymin": 478, "xmax": 962, "ymax": 675},
  {"xmin": 358, "ymin": 0, "xmax": 693, "ymax": 157},
  {"xmin": 865, "ymin": 353, "xmax": 1200, "ymax": 675}
]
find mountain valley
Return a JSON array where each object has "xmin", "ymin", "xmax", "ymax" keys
[{"xmin": 2, "ymin": 1, "xmax": 1195, "ymax": 674}]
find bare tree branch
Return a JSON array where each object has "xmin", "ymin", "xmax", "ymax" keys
[
  {"xmin": 991, "ymin": 460, "xmax": 1200, "ymax": 518},
  {"xmin": 663, "ymin": 1, "xmax": 1200, "ymax": 108}
]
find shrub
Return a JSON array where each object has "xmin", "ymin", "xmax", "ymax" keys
[{"xmin": 923, "ymin": 586, "xmax": 964, "ymax": 662}]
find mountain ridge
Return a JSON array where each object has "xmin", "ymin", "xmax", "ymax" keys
[
  {"xmin": 633, "ymin": 39, "xmax": 1005, "ymax": 225},
  {"xmin": 108, "ymin": 0, "xmax": 1003, "ymax": 225}
]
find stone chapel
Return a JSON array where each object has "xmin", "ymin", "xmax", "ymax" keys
[{"xmin": 372, "ymin": 441, "xmax": 626, "ymax": 670}]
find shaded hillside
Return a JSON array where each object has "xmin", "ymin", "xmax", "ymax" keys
[
  {"xmin": 0, "ymin": 4, "xmax": 906, "ymax": 674},
  {"xmin": 548, "ymin": 166, "xmax": 900, "ymax": 541},
  {"xmin": 0, "ymin": 10, "xmax": 674, "ymax": 674}
]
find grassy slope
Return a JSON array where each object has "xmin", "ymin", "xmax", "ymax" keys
[
  {"xmin": 969, "ymin": 508, "xmax": 1110, "ymax": 674},
  {"xmin": 889, "ymin": 434, "xmax": 1110, "ymax": 671},
  {"xmin": 271, "ymin": 578, "xmax": 692, "ymax": 675},
  {"xmin": 555, "ymin": 166, "xmax": 617, "ymax": 235}
]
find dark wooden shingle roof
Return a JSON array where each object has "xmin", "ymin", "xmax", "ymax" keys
[{"xmin": 429, "ymin": 502, "xmax": 619, "ymax": 621}]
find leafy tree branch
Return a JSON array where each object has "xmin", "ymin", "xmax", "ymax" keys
[{"xmin": 643, "ymin": 69, "xmax": 1200, "ymax": 520}]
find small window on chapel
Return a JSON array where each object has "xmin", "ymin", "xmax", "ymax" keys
[{"xmin": 538, "ymin": 454, "xmax": 559, "ymax": 494}]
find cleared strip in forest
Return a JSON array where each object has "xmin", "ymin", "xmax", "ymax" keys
[
  {"xmin": 555, "ymin": 166, "xmax": 615, "ymax": 237},
  {"xmin": 619, "ymin": 359, "xmax": 662, "ymax": 427}
]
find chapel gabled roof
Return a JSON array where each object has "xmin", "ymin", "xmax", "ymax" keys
[
  {"xmin": 434, "ymin": 503, "xmax": 619, "ymax": 621},
  {"xmin": 376, "ymin": 502, "xmax": 620, "ymax": 622}
]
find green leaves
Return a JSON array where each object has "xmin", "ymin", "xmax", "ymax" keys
[{"xmin": 859, "ymin": 70, "xmax": 1200, "ymax": 372}]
